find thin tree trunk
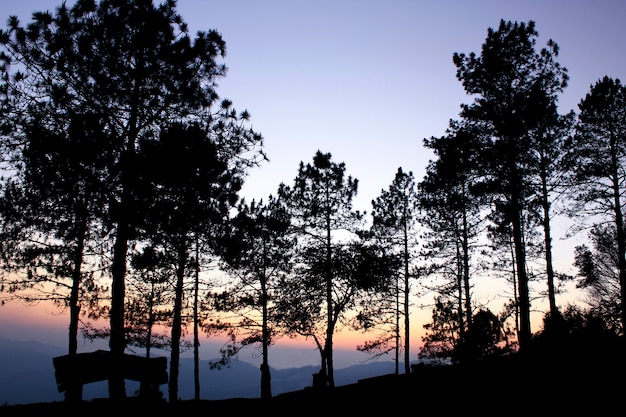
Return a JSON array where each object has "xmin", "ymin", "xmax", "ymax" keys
[
  {"xmin": 139, "ymin": 284, "xmax": 156, "ymax": 398},
  {"xmin": 539, "ymin": 159, "xmax": 558, "ymax": 319},
  {"xmin": 193, "ymin": 238, "xmax": 200, "ymax": 401},
  {"xmin": 66, "ymin": 213, "xmax": 87, "ymax": 402},
  {"xmin": 394, "ymin": 279, "xmax": 400, "ymax": 375},
  {"xmin": 609, "ymin": 136, "xmax": 626, "ymax": 335},
  {"xmin": 512, "ymin": 207, "xmax": 531, "ymax": 351},
  {"xmin": 260, "ymin": 268, "xmax": 272, "ymax": 399},
  {"xmin": 325, "ymin": 216, "xmax": 335, "ymax": 388},
  {"xmin": 403, "ymin": 215, "xmax": 410, "ymax": 374},
  {"xmin": 461, "ymin": 201, "xmax": 472, "ymax": 329}
]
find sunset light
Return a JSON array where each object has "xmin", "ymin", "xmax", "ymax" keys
[{"xmin": 1, "ymin": 0, "xmax": 625, "ymax": 409}]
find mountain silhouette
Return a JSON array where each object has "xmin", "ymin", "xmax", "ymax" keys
[
  {"xmin": 1, "ymin": 336, "xmax": 623, "ymax": 415},
  {"xmin": 0, "ymin": 337, "xmax": 399, "ymax": 405}
]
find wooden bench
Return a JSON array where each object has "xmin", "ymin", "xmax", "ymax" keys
[{"xmin": 52, "ymin": 350, "xmax": 168, "ymax": 401}]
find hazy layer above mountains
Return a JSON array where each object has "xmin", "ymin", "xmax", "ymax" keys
[{"xmin": 0, "ymin": 337, "xmax": 400, "ymax": 406}]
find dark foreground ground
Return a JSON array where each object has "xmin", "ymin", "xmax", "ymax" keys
[{"xmin": 2, "ymin": 341, "xmax": 623, "ymax": 415}]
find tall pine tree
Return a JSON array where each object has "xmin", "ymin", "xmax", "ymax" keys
[{"xmin": 453, "ymin": 20, "xmax": 568, "ymax": 350}]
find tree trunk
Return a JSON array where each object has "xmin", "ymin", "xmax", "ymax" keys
[
  {"xmin": 394, "ymin": 283, "xmax": 400, "ymax": 375},
  {"xmin": 461, "ymin": 200, "xmax": 472, "ymax": 329},
  {"xmin": 193, "ymin": 239, "xmax": 200, "ymax": 401},
  {"xmin": 66, "ymin": 214, "xmax": 87, "ymax": 402},
  {"xmin": 403, "ymin": 218, "xmax": 410, "ymax": 374},
  {"xmin": 512, "ymin": 205, "xmax": 531, "ymax": 351},
  {"xmin": 108, "ymin": 221, "xmax": 129, "ymax": 399},
  {"xmin": 325, "ymin": 216, "xmax": 335, "ymax": 388},
  {"xmin": 168, "ymin": 239, "xmax": 188, "ymax": 403},
  {"xmin": 540, "ymin": 160, "xmax": 558, "ymax": 320},
  {"xmin": 609, "ymin": 138, "xmax": 626, "ymax": 336},
  {"xmin": 261, "ymin": 273, "xmax": 272, "ymax": 399},
  {"xmin": 109, "ymin": 66, "xmax": 141, "ymax": 399}
]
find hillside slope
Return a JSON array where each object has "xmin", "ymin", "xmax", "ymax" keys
[{"xmin": 2, "ymin": 342, "xmax": 622, "ymax": 415}]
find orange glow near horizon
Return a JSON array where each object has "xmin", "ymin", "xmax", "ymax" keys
[
  {"xmin": 1, "ymin": 299, "xmax": 69, "ymax": 327},
  {"xmin": 3, "ymin": 291, "xmax": 560, "ymax": 363},
  {"xmin": 0, "ymin": 298, "xmax": 427, "ymax": 357},
  {"xmin": 272, "ymin": 327, "xmax": 425, "ymax": 351}
]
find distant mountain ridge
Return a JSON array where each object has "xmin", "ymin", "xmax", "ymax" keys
[
  {"xmin": 0, "ymin": 337, "xmax": 399, "ymax": 405},
  {"xmin": 2, "ymin": 338, "xmax": 623, "ymax": 415}
]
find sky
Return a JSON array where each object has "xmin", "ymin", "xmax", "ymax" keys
[{"xmin": 1, "ymin": 0, "xmax": 626, "ymax": 370}]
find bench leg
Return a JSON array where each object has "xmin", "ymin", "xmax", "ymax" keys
[{"xmin": 65, "ymin": 383, "xmax": 83, "ymax": 402}]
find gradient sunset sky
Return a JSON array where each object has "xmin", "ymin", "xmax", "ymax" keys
[{"xmin": 1, "ymin": 0, "xmax": 625, "ymax": 369}]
